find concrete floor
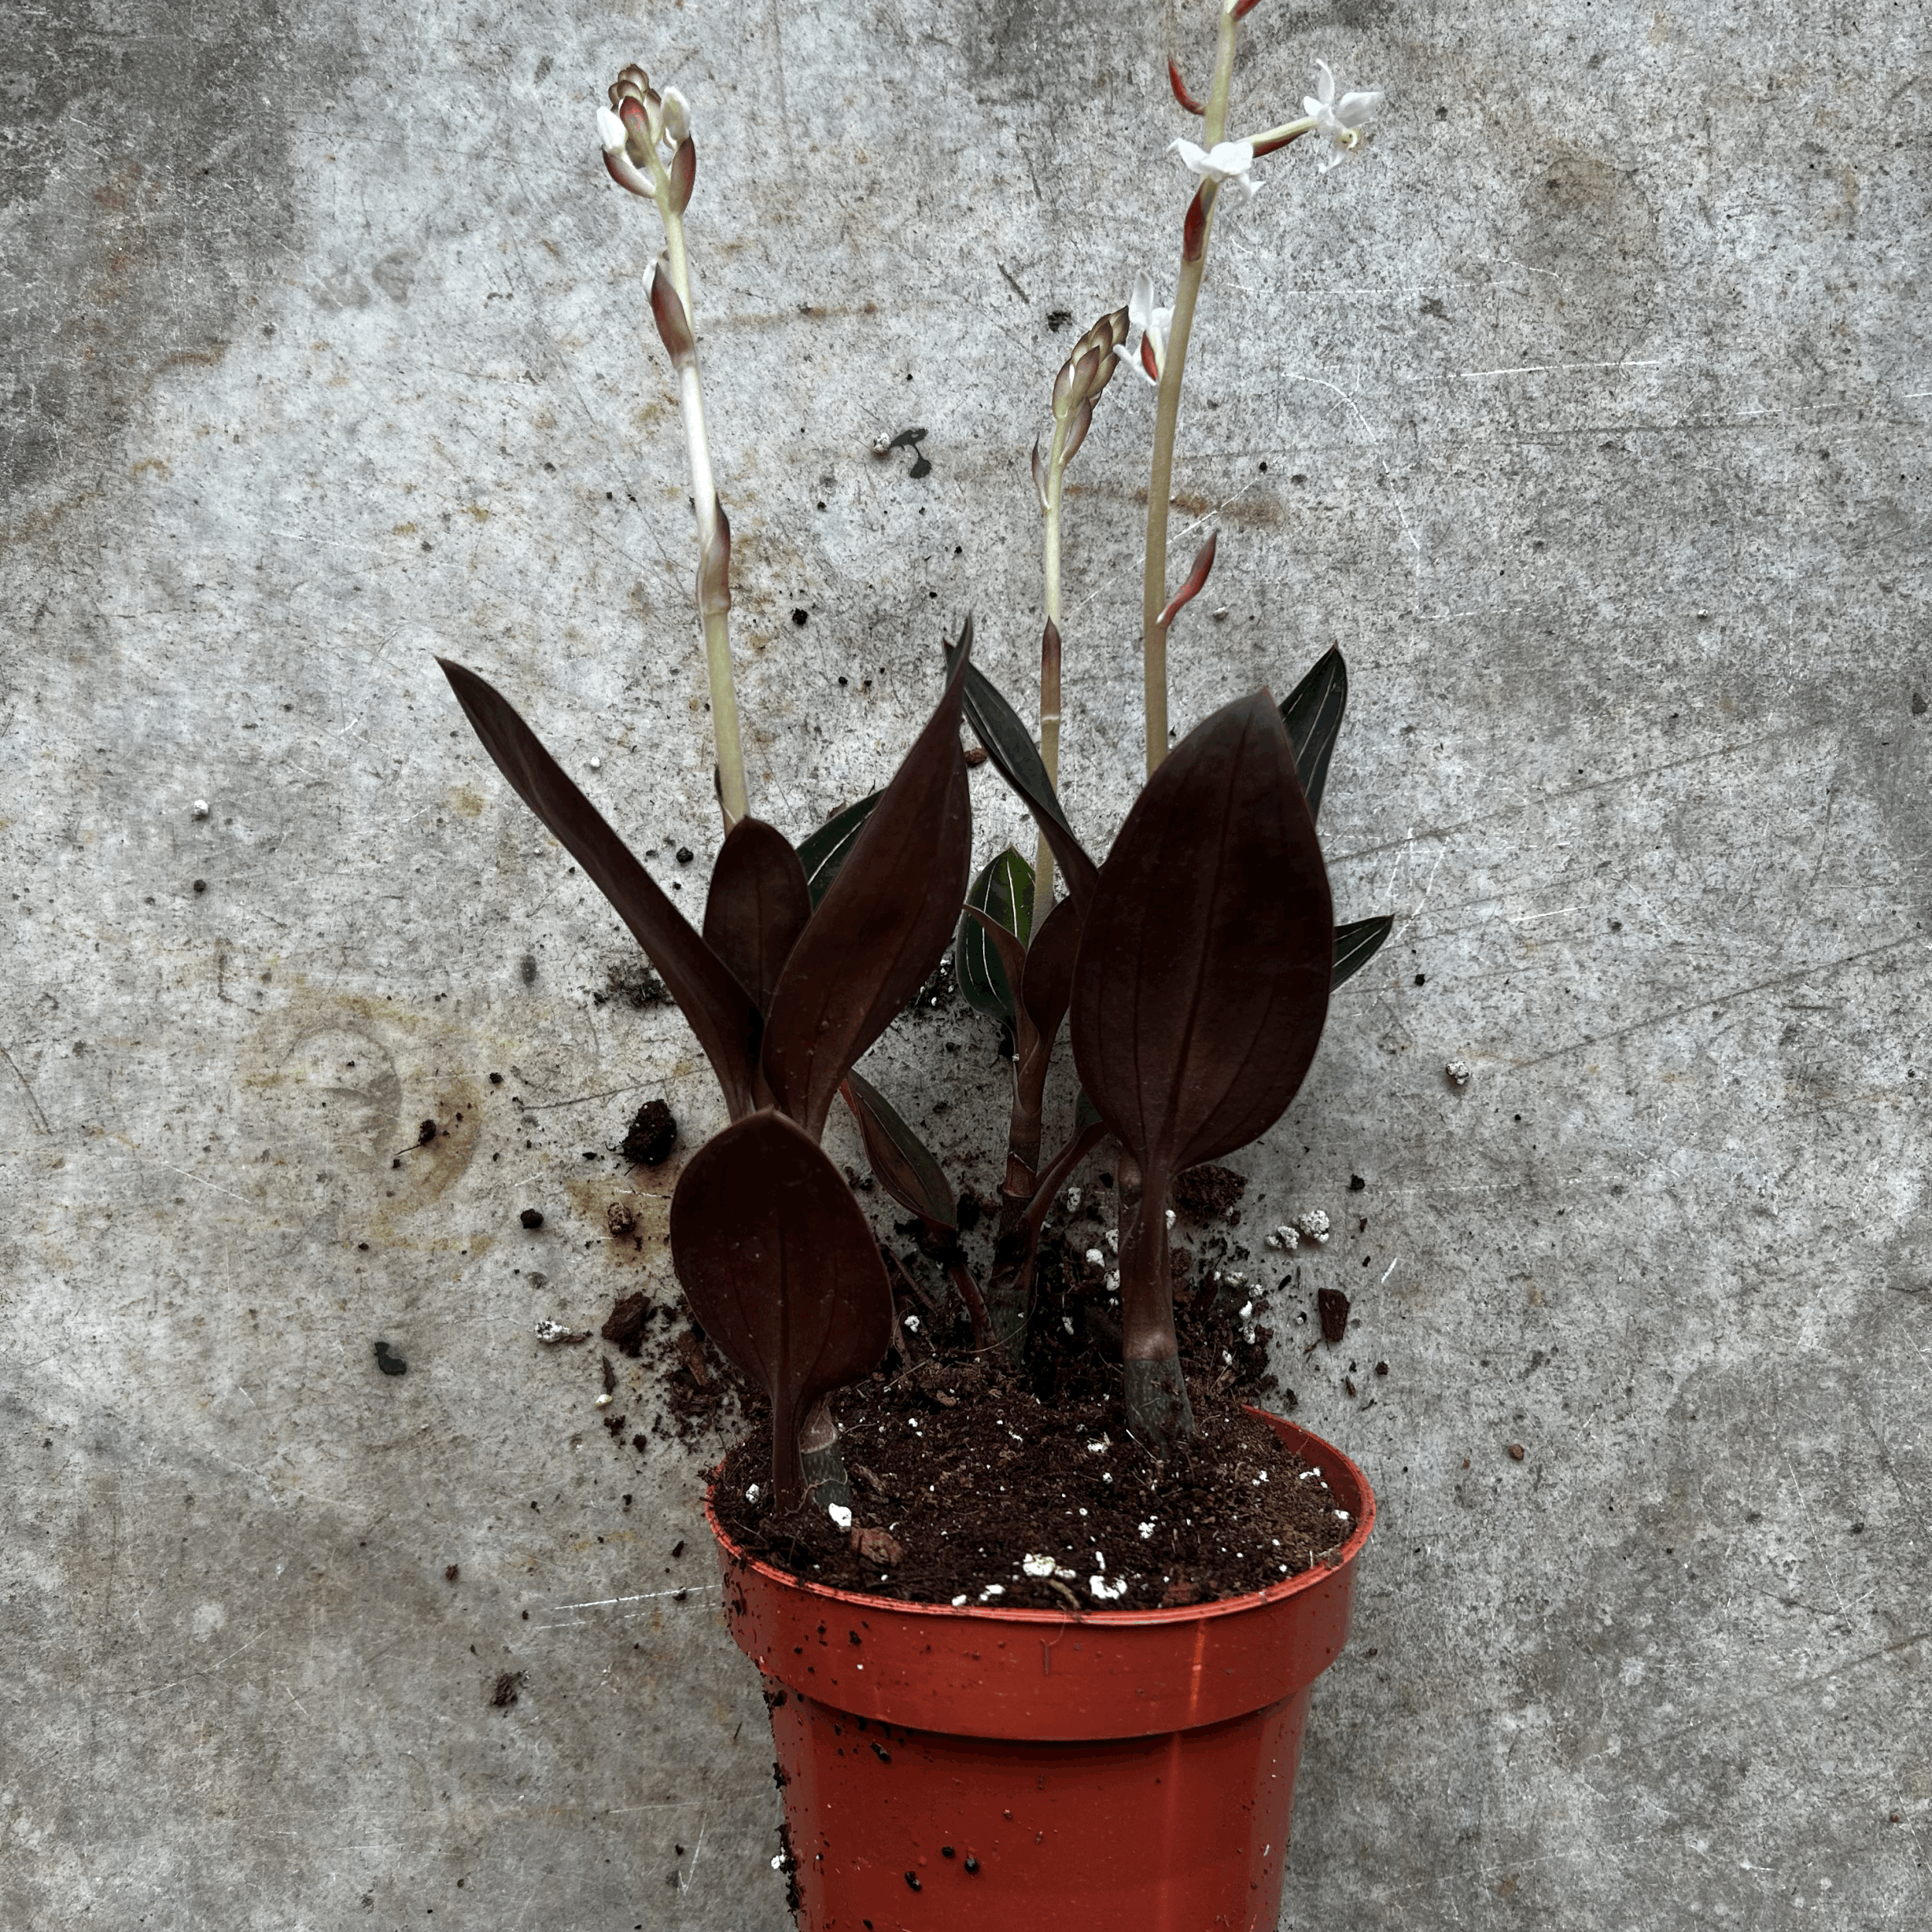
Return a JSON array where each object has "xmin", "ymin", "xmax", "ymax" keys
[{"xmin": 4, "ymin": 0, "xmax": 1929, "ymax": 1926}]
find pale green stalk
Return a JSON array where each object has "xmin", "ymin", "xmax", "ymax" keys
[
  {"xmin": 1030, "ymin": 412, "xmax": 1070, "ymax": 937},
  {"xmin": 1140, "ymin": 0, "xmax": 1241, "ymax": 777},
  {"xmin": 644, "ymin": 141, "xmax": 749, "ymax": 825}
]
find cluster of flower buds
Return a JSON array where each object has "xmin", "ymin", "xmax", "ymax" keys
[
  {"xmin": 597, "ymin": 63, "xmax": 695, "ymax": 209},
  {"xmin": 1031, "ymin": 305, "xmax": 1128, "ymax": 507}
]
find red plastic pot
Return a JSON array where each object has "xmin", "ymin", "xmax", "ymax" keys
[{"xmin": 707, "ymin": 1408, "xmax": 1374, "ymax": 1931}]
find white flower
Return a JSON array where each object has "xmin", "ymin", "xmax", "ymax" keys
[
  {"xmin": 1114, "ymin": 270, "xmax": 1175, "ymax": 387},
  {"xmin": 1303, "ymin": 61, "xmax": 1383, "ymax": 172},
  {"xmin": 1169, "ymin": 137, "xmax": 1259, "ymax": 200},
  {"xmin": 660, "ymin": 87, "xmax": 691, "ymax": 145},
  {"xmin": 596, "ymin": 106, "xmax": 630, "ymax": 155}
]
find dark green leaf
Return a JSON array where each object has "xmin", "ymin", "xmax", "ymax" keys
[
  {"xmin": 943, "ymin": 619, "xmax": 1100, "ymax": 913},
  {"xmin": 438, "ymin": 658, "xmax": 762, "ymax": 1119},
  {"xmin": 1331, "ymin": 915, "xmax": 1393, "ymax": 989},
  {"xmin": 1279, "ymin": 645, "xmax": 1347, "ymax": 821},
  {"xmin": 842, "ymin": 1072, "xmax": 957, "ymax": 1230},
  {"xmin": 796, "ymin": 791, "xmax": 881, "ymax": 906},
  {"xmin": 669, "ymin": 1109, "xmax": 893, "ymax": 1510},
  {"xmin": 957, "ymin": 847, "xmax": 1033, "ymax": 1022}
]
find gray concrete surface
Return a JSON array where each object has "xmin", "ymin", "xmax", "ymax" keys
[{"xmin": 5, "ymin": 0, "xmax": 1929, "ymax": 1925}]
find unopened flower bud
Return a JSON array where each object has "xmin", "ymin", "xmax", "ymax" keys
[
  {"xmin": 609, "ymin": 64, "xmax": 651, "ymax": 110},
  {"xmin": 668, "ymin": 135, "xmax": 696, "ymax": 215},
  {"xmin": 596, "ymin": 107, "xmax": 629, "ymax": 155},
  {"xmin": 1060, "ymin": 397, "xmax": 1094, "ymax": 468},
  {"xmin": 661, "ymin": 87, "xmax": 692, "ymax": 145},
  {"xmin": 648, "ymin": 257, "xmax": 696, "ymax": 366}
]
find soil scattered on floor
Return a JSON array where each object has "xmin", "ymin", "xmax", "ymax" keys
[
  {"xmin": 621, "ymin": 1098, "xmax": 677, "ymax": 1165},
  {"xmin": 1172, "ymin": 1162, "xmax": 1247, "ymax": 1223}
]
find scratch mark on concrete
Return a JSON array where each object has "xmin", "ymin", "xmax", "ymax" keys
[
  {"xmin": 131, "ymin": 1628, "xmax": 267, "ymax": 1696},
  {"xmin": 1, "ymin": 1044, "xmax": 51, "ymax": 1133},
  {"xmin": 679, "ymin": 1815, "xmax": 709, "ymax": 1893},
  {"xmin": 1512, "ymin": 932, "xmax": 1929, "ymax": 1071},
  {"xmin": 530, "ymin": 1583, "xmax": 722, "ymax": 1630},
  {"xmin": 1451, "ymin": 359, "xmax": 1665, "ymax": 379}
]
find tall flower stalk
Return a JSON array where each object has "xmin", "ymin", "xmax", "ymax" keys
[
  {"xmin": 1138, "ymin": 5, "xmax": 1380, "ymax": 775},
  {"xmin": 1029, "ymin": 308, "xmax": 1125, "ymax": 936},
  {"xmin": 600, "ymin": 70, "xmax": 749, "ymax": 826}
]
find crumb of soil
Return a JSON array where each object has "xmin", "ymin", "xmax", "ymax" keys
[
  {"xmin": 1172, "ymin": 1162, "xmax": 1247, "ymax": 1222},
  {"xmin": 604, "ymin": 958, "xmax": 669, "ymax": 1009},
  {"xmin": 711, "ymin": 1244, "xmax": 1347, "ymax": 1613},
  {"xmin": 1317, "ymin": 1285, "xmax": 1351, "ymax": 1345},
  {"xmin": 621, "ymin": 1098, "xmax": 677, "ymax": 1165},
  {"xmin": 489, "ymin": 1670, "xmax": 525, "ymax": 1708},
  {"xmin": 603, "ymin": 1291, "xmax": 654, "ymax": 1357}
]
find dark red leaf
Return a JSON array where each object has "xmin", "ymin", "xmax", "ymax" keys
[
  {"xmin": 703, "ymin": 818, "xmax": 812, "ymax": 1016},
  {"xmin": 842, "ymin": 1073, "xmax": 956, "ymax": 1231},
  {"xmin": 1019, "ymin": 893, "xmax": 1083, "ymax": 1050},
  {"xmin": 670, "ymin": 1110, "xmax": 893, "ymax": 1510},
  {"xmin": 760, "ymin": 645, "xmax": 973, "ymax": 1139},
  {"xmin": 1073, "ymin": 687, "xmax": 1331, "ymax": 1184},
  {"xmin": 438, "ymin": 658, "xmax": 761, "ymax": 1118}
]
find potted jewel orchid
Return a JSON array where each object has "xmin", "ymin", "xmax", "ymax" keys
[{"xmin": 438, "ymin": 9, "xmax": 1391, "ymax": 1927}]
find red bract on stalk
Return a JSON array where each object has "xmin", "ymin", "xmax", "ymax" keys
[
  {"xmin": 1168, "ymin": 56, "xmax": 1206, "ymax": 115},
  {"xmin": 1250, "ymin": 124, "xmax": 1308, "ymax": 159},
  {"xmin": 1182, "ymin": 186, "xmax": 1209, "ymax": 264},
  {"xmin": 1156, "ymin": 530, "xmax": 1218, "ymax": 630},
  {"xmin": 668, "ymin": 134, "xmax": 696, "ymax": 213},
  {"xmin": 648, "ymin": 260, "xmax": 696, "ymax": 366}
]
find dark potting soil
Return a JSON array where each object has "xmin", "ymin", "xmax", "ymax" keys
[{"xmin": 709, "ymin": 1226, "xmax": 1351, "ymax": 1613}]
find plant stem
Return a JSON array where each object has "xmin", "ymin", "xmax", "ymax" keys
[
  {"xmin": 1140, "ymin": 0, "xmax": 1241, "ymax": 777},
  {"xmin": 1031, "ymin": 416, "xmax": 1070, "ymax": 936},
  {"xmin": 649, "ymin": 157, "xmax": 750, "ymax": 826}
]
